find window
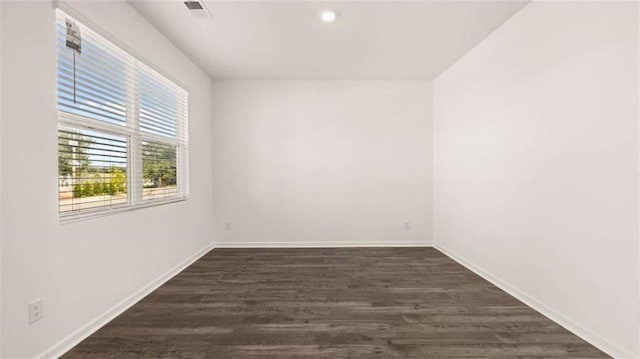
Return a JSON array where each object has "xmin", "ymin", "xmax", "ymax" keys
[{"xmin": 56, "ymin": 10, "xmax": 188, "ymax": 219}]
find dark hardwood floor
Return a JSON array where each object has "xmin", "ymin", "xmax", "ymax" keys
[{"xmin": 63, "ymin": 247, "xmax": 607, "ymax": 358}]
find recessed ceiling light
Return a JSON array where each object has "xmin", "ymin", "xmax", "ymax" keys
[{"xmin": 320, "ymin": 11, "xmax": 336, "ymax": 23}]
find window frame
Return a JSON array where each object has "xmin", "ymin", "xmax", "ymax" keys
[{"xmin": 56, "ymin": 8, "xmax": 189, "ymax": 223}]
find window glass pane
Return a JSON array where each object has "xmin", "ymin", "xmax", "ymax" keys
[
  {"xmin": 58, "ymin": 128, "xmax": 128, "ymax": 214},
  {"xmin": 142, "ymin": 141, "xmax": 177, "ymax": 200},
  {"xmin": 139, "ymin": 70, "xmax": 178, "ymax": 138},
  {"xmin": 56, "ymin": 21, "xmax": 128, "ymax": 126}
]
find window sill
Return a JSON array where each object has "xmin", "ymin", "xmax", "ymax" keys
[{"xmin": 59, "ymin": 197, "xmax": 187, "ymax": 224}]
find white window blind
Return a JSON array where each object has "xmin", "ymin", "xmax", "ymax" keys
[{"xmin": 56, "ymin": 10, "xmax": 189, "ymax": 219}]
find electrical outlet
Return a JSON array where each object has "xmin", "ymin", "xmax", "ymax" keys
[
  {"xmin": 404, "ymin": 221, "xmax": 411, "ymax": 230},
  {"xmin": 225, "ymin": 222, "xmax": 232, "ymax": 230},
  {"xmin": 29, "ymin": 298, "xmax": 43, "ymax": 324}
]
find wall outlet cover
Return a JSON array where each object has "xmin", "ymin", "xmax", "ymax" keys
[{"xmin": 29, "ymin": 298, "xmax": 43, "ymax": 324}]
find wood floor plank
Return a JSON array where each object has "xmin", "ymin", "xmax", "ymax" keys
[{"xmin": 62, "ymin": 248, "xmax": 608, "ymax": 358}]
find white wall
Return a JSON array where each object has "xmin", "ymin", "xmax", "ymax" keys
[
  {"xmin": 0, "ymin": 1, "xmax": 214, "ymax": 357},
  {"xmin": 434, "ymin": 2, "xmax": 638, "ymax": 357},
  {"xmin": 638, "ymin": 1, "xmax": 640, "ymax": 352},
  {"xmin": 212, "ymin": 81, "xmax": 433, "ymax": 247},
  {"xmin": 0, "ymin": 2, "xmax": 4, "ymax": 355}
]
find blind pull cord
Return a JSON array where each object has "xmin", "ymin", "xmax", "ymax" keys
[{"xmin": 73, "ymin": 51, "xmax": 77, "ymax": 104}]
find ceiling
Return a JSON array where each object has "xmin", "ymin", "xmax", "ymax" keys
[{"xmin": 129, "ymin": 0, "xmax": 528, "ymax": 80}]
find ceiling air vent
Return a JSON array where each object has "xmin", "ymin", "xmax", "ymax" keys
[
  {"xmin": 184, "ymin": 1, "xmax": 203, "ymax": 10},
  {"xmin": 184, "ymin": 1, "xmax": 211, "ymax": 17}
]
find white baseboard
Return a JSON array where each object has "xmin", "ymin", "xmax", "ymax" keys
[
  {"xmin": 214, "ymin": 241, "xmax": 433, "ymax": 248},
  {"xmin": 37, "ymin": 242, "xmax": 215, "ymax": 359},
  {"xmin": 433, "ymin": 242, "xmax": 635, "ymax": 359}
]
